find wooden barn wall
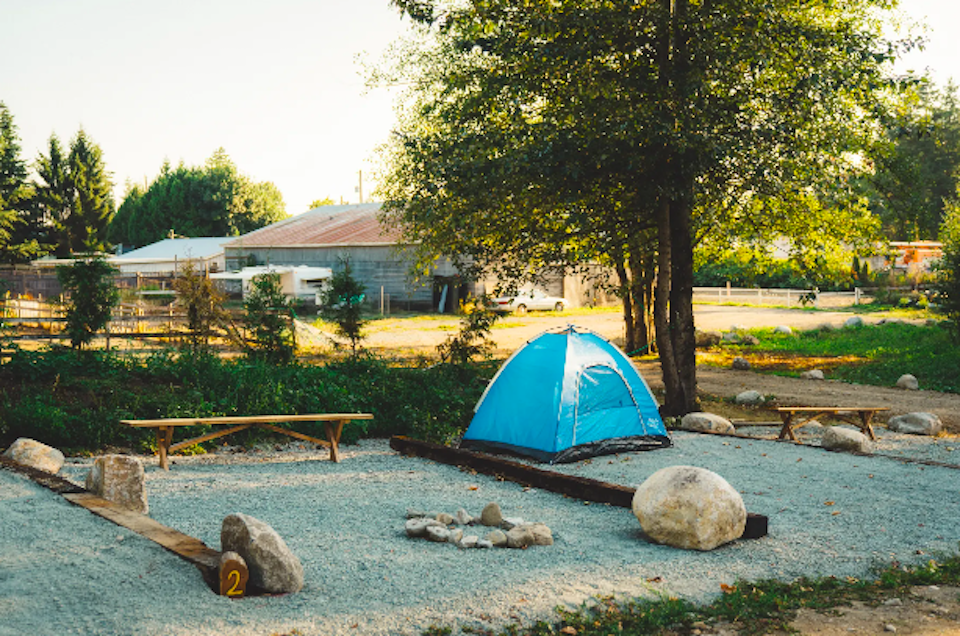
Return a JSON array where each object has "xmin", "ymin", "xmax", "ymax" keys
[{"xmin": 223, "ymin": 245, "xmax": 463, "ymax": 310}]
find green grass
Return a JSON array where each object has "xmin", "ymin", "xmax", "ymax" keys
[
  {"xmin": 709, "ymin": 321, "xmax": 959, "ymax": 394},
  {"xmin": 430, "ymin": 553, "xmax": 960, "ymax": 635}
]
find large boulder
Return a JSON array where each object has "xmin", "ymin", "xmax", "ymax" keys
[
  {"xmin": 480, "ymin": 502, "xmax": 503, "ymax": 527},
  {"xmin": 632, "ymin": 466, "xmax": 746, "ymax": 551},
  {"xmin": 679, "ymin": 412, "xmax": 735, "ymax": 435},
  {"xmin": 2, "ymin": 438, "xmax": 65, "ymax": 474},
  {"xmin": 735, "ymin": 390, "xmax": 764, "ymax": 406},
  {"xmin": 886, "ymin": 413, "xmax": 942, "ymax": 436},
  {"xmin": 821, "ymin": 427, "xmax": 872, "ymax": 454},
  {"xmin": 896, "ymin": 374, "xmax": 919, "ymax": 390},
  {"xmin": 221, "ymin": 513, "xmax": 304, "ymax": 594},
  {"xmin": 85, "ymin": 455, "xmax": 148, "ymax": 514}
]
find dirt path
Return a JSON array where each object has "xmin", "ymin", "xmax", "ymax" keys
[{"xmin": 634, "ymin": 360, "xmax": 960, "ymax": 431}]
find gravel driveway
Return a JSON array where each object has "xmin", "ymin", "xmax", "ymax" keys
[{"xmin": 3, "ymin": 431, "xmax": 959, "ymax": 636}]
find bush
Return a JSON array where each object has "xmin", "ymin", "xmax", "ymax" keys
[
  {"xmin": 0, "ymin": 348, "xmax": 490, "ymax": 452},
  {"xmin": 937, "ymin": 192, "xmax": 960, "ymax": 337},
  {"xmin": 56, "ymin": 256, "xmax": 121, "ymax": 349},
  {"xmin": 319, "ymin": 260, "xmax": 367, "ymax": 356},
  {"xmin": 244, "ymin": 273, "xmax": 297, "ymax": 364}
]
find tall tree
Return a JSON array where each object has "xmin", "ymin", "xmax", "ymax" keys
[
  {"xmin": 379, "ymin": 0, "xmax": 906, "ymax": 415},
  {"xmin": 109, "ymin": 149, "xmax": 288, "ymax": 247},
  {"xmin": 34, "ymin": 129, "xmax": 115, "ymax": 256},
  {"xmin": 869, "ymin": 82, "xmax": 960, "ymax": 240},
  {"xmin": 0, "ymin": 103, "xmax": 44, "ymax": 263}
]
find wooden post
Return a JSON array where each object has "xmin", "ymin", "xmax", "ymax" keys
[{"xmin": 219, "ymin": 552, "xmax": 249, "ymax": 598}]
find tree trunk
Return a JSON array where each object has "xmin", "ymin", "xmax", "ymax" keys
[
  {"xmin": 614, "ymin": 252, "xmax": 637, "ymax": 353},
  {"xmin": 654, "ymin": 199, "xmax": 683, "ymax": 416},
  {"xmin": 669, "ymin": 196, "xmax": 700, "ymax": 414}
]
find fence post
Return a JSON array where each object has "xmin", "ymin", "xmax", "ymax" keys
[
  {"xmin": 726, "ymin": 281, "xmax": 731, "ymax": 299},
  {"xmin": 855, "ymin": 287, "xmax": 861, "ymax": 305}
]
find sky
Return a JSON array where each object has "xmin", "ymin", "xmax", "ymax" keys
[{"xmin": 1, "ymin": 0, "xmax": 959, "ymax": 220}]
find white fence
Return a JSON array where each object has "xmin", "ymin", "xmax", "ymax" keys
[{"xmin": 692, "ymin": 286, "xmax": 871, "ymax": 308}]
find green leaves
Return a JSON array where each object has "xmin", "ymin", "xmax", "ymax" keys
[{"xmin": 56, "ymin": 256, "xmax": 121, "ymax": 350}]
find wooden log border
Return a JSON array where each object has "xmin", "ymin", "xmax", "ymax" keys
[
  {"xmin": 389, "ymin": 436, "xmax": 769, "ymax": 539},
  {"xmin": 0, "ymin": 455, "xmax": 223, "ymax": 593}
]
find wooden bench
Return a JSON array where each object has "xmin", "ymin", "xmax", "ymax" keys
[
  {"xmin": 121, "ymin": 413, "xmax": 374, "ymax": 470},
  {"xmin": 774, "ymin": 406, "xmax": 889, "ymax": 442}
]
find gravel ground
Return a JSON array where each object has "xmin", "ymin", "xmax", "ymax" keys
[{"xmin": 3, "ymin": 428, "xmax": 959, "ymax": 636}]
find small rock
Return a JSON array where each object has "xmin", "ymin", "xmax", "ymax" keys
[
  {"xmin": 884, "ymin": 624, "xmax": 897, "ymax": 633},
  {"xmin": 506, "ymin": 526, "xmax": 535, "ymax": 548},
  {"xmin": 524, "ymin": 522, "xmax": 554, "ymax": 546},
  {"xmin": 501, "ymin": 517, "xmax": 524, "ymax": 530},
  {"xmin": 2, "ymin": 438, "xmax": 65, "ymax": 474},
  {"xmin": 454, "ymin": 508, "xmax": 474, "ymax": 526},
  {"xmin": 480, "ymin": 502, "xmax": 503, "ymax": 527},
  {"xmin": 476, "ymin": 539, "xmax": 493, "ymax": 549},
  {"xmin": 896, "ymin": 374, "xmax": 919, "ymax": 390},
  {"xmin": 406, "ymin": 508, "xmax": 426, "ymax": 519},
  {"xmin": 405, "ymin": 518, "xmax": 444, "ymax": 538},
  {"xmin": 447, "ymin": 528, "xmax": 464, "ymax": 544},
  {"xmin": 722, "ymin": 332, "xmax": 741, "ymax": 343},
  {"xmin": 435, "ymin": 512, "xmax": 454, "ymax": 525},
  {"xmin": 735, "ymin": 390, "xmax": 764, "ymax": 406},
  {"xmin": 484, "ymin": 529, "xmax": 508, "ymax": 547},
  {"xmin": 741, "ymin": 334, "xmax": 760, "ymax": 346},
  {"xmin": 819, "ymin": 323, "xmax": 837, "ymax": 331},
  {"xmin": 883, "ymin": 598, "xmax": 903, "ymax": 606},
  {"xmin": 679, "ymin": 412, "xmax": 735, "ymax": 435},
  {"xmin": 886, "ymin": 412, "xmax": 942, "ymax": 436},
  {"xmin": 458, "ymin": 535, "xmax": 479, "ymax": 549},
  {"xmin": 425, "ymin": 526, "xmax": 450, "ymax": 543},
  {"xmin": 800, "ymin": 369, "xmax": 825, "ymax": 380},
  {"xmin": 845, "ymin": 316, "xmax": 864, "ymax": 328},
  {"xmin": 821, "ymin": 427, "xmax": 873, "ymax": 454},
  {"xmin": 773, "ymin": 325, "xmax": 793, "ymax": 335},
  {"xmin": 732, "ymin": 357, "xmax": 750, "ymax": 371}
]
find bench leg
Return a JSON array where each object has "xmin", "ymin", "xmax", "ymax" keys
[
  {"xmin": 325, "ymin": 420, "xmax": 346, "ymax": 462},
  {"xmin": 157, "ymin": 426, "xmax": 173, "ymax": 470},
  {"xmin": 778, "ymin": 414, "xmax": 798, "ymax": 441},
  {"xmin": 859, "ymin": 412, "xmax": 878, "ymax": 441}
]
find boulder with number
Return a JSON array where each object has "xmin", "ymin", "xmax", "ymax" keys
[{"xmin": 221, "ymin": 513, "xmax": 304, "ymax": 594}]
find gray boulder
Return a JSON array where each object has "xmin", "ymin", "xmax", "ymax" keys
[
  {"xmin": 732, "ymin": 357, "xmax": 751, "ymax": 371},
  {"xmin": 773, "ymin": 325, "xmax": 793, "ymax": 335},
  {"xmin": 3, "ymin": 438, "xmax": 65, "ymax": 474},
  {"xmin": 735, "ymin": 390, "xmax": 764, "ymax": 406},
  {"xmin": 886, "ymin": 413, "xmax": 942, "ymax": 436},
  {"xmin": 221, "ymin": 513, "xmax": 304, "ymax": 594},
  {"xmin": 480, "ymin": 502, "xmax": 503, "ymax": 527},
  {"xmin": 845, "ymin": 316, "xmax": 865, "ymax": 328},
  {"xmin": 896, "ymin": 374, "xmax": 919, "ymax": 390},
  {"xmin": 85, "ymin": 455, "xmax": 148, "ymax": 514},
  {"xmin": 679, "ymin": 412, "xmax": 735, "ymax": 435},
  {"xmin": 821, "ymin": 427, "xmax": 873, "ymax": 454},
  {"xmin": 632, "ymin": 466, "xmax": 746, "ymax": 551},
  {"xmin": 800, "ymin": 369, "xmax": 825, "ymax": 380}
]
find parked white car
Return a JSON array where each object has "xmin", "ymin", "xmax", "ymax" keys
[{"xmin": 491, "ymin": 289, "xmax": 567, "ymax": 314}]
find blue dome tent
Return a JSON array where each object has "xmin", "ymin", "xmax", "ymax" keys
[{"xmin": 460, "ymin": 326, "xmax": 671, "ymax": 463}]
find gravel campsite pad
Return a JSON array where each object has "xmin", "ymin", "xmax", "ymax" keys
[{"xmin": 4, "ymin": 430, "xmax": 960, "ymax": 636}]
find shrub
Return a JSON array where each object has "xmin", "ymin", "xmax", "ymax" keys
[
  {"xmin": 436, "ymin": 295, "xmax": 499, "ymax": 364},
  {"xmin": 244, "ymin": 273, "xmax": 297, "ymax": 364},
  {"xmin": 319, "ymin": 260, "xmax": 366, "ymax": 356},
  {"xmin": 56, "ymin": 256, "xmax": 120, "ymax": 349},
  {"xmin": 171, "ymin": 260, "xmax": 232, "ymax": 352},
  {"xmin": 936, "ymin": 191, "xmax": 960, "ymax": 337}
]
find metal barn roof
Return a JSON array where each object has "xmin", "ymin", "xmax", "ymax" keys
[
  {"xmin": 224, "ymin": 203, "xmax": 399, "ymax": 248},
  {"xmin": 116, "ymin": 237, "xmax": 232, "ymax": 261}
]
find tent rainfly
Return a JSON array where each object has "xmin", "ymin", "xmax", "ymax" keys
[{"xmin": 460, "ymin": 325, "xmax": 670, "ymax": 463}]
